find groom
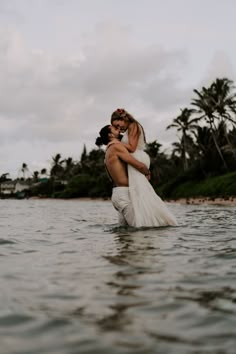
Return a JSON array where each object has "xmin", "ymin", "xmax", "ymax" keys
[{"xmin": 96, "ymin": 125, "xmax": 150, "ymax": 226}]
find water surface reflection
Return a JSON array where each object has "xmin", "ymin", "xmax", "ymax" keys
[{"xmin": 0, "ymin": 200, "xmax": 236, "ymax": 354}]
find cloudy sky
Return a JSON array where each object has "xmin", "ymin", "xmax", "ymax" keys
[{"xmin": 1, "ymin": 0, "xmax": 235, "ymax": 178}]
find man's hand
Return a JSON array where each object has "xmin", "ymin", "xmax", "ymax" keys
[
  {"xmin": 145, "ymin": 171, "xmax": 151, "ymax": 181},
  {"xmin": 139, "ymin": 164, "xmax": 150, "ymax": 176}
]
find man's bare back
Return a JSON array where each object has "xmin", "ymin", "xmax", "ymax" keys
[{"xmin": 105, "ymin": 141, "xmax": 149, "ymax": 186}]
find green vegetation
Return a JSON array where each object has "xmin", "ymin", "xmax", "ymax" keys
[
  {"xmin": 1, "ymin": 77, "xmax": 236, "ymax": 200},
  {"xmin": 156, "ymin": 172, "xmax": 236, "ymax": 199}
]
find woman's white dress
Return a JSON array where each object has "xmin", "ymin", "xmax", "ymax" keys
[{"xmin": 122, "ymin": 129, "xmax": 177, "ymax": 227}]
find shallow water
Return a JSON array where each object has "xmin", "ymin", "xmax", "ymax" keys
[{"xmin": 0, "ymin": 199, "xmax": 236, "ymax": 354}]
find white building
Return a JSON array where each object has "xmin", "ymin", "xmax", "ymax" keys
[
  {"xmin": 0, "ymin": 181, "xmax": 16, "ymax": 195},
  {"xmin": 0, "ymin": 180, "xmax": 30, "ymax": 195},
  {"xmin": 15, "ymin": 181, "xmax": 30, "ymax": 193}
]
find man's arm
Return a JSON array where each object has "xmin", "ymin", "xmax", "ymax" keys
[{"xmin": 115, "ymin": 144, "xmax": 149, "ymax": 176}]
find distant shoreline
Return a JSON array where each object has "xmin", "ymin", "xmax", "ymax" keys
[
  {"xmin": 26, "ymin": 195, "xmax": 236, "ymax": 206},
  {"xmin": 28, "ymin": 196, "xmax": 109, "ymax": 201},
  {"xmin": 167, "ymin": 196, "xmax": 236, "ymax": 206}
]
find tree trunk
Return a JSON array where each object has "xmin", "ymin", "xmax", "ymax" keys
[{"xmin": 210, "ymin": 124, "xmax": 228, "ymax": 170}]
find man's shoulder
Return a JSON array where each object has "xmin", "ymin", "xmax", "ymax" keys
[{"xmin": 108, "ymin": 142, "xmax": 124, "ymax": 152}]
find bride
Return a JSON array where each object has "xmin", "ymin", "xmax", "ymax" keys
[{"xmin": 110, "ymin": 108, "xmax": 177, "ymax": 227}]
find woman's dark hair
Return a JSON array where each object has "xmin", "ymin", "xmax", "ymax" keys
[{"xmin": 95, "ymin": 125, "xmax": 111, "ymax": 146}]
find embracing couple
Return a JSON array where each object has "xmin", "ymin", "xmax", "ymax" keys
[{"xmin": 96, "ymin": 109, "xmax": 177, "ymax": 228}]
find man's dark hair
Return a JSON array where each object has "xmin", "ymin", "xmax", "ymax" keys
[{"xmin": 95, "ymin": 125, "xmax": 111, "ymax": 146}]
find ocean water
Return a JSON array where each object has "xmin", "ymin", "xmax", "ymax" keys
[{"xmin": 0, "ymin": 199, "xmax": 236, "ymax": 354}]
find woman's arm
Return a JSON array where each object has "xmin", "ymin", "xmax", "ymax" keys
[{"xmin": 122, "ymin": 122, "xmax": 140, "ymax": 153}]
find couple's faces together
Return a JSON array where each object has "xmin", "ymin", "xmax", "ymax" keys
[
  {"xmin": 110, "ymin": 119, "xmax": 128, "ymax": 139},
  {"xmin": 108, "ymin": 119, "xmax": 129, "ymax": 140}
]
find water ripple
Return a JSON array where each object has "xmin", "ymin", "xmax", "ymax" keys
[{"xmin": 0, "ymin": 200, "xmax": 236, "ymax": 354}]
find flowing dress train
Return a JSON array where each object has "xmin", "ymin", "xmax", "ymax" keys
[{"xmin": 122, "ymin": 129, "xmax": 177, "ymax": 227}]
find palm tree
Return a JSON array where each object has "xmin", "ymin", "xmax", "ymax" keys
[
  {"xmin": 167, "ymin": 108, "xmax": 198, "ymax": 170},
  {"xmin": 145, "ymin": 140, "xmax": 173, "ymax": 184},
  {"xmin": 21, "ymin": 163, "xmax": 29, "ymax": 180},
  {"xmin": 192, "ymin": 83, "xmax": 227, "ymax": 170},
  {"xmin": 192, "ymin": 126, "xmax": 215, "ymax": 175},
  {"xmin": 210, "ymin": 78, "xmax": 236, "ymax": 122},
  {"xmin": 50, "ymin": 154, "xmax": 64, "ymax": 178},
  {"xmin": 145, "ymin": 140, "xmax": 162, "ymax": 159},
  {"xmin": 193, "ymin": 126, "xmax": 212, "ymax": 157},
  {"xmin": 145, "ymin": 140, "xmax": 162, "ymax": 182},
  {"xmin": 192, "ymin": 78, "xmax": 236, "ymax": 170},
  {"xmin": 171, "ymin": 141, "xmax": 183, "ymax": 158},
  {"xmin": 0, "ymin": 173, "xmax": 10, "ymax": 182},
  {"xmin": 86, "ymin": 149, "xmax": 105, "ymax": 176},
  {"xmin": 210, "ymin": 78, "xmax": 236, "ymax": 159},
  {"xmin": 63, "ymin": 157, "xmax": 75, "ymax": 179},
  {"xmin": 33, "ymin": 171, "xmax": 39, "ymax": 182},
  {"xmin": 81, "ymin": 144, "xmax": 87, "ymax": 162},
  {"xmin": 40, "ymin": 168, "xmax": 47, "ymax": 176},
  {"xmin": 80, "ymin": 145, "xmax": 90, "ymax": 173}
]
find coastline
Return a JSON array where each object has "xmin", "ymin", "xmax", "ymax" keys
[
  {"xmin": 4, "ymin": 195, "xmax": 236, "ymax": 206},
  {"xmin": 28, "ymin": 196, "xmax": 109, "ymax": 201},
  {"xmin": 167, "ymin": 196, "xmax": 236, "ymax": 206}
]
